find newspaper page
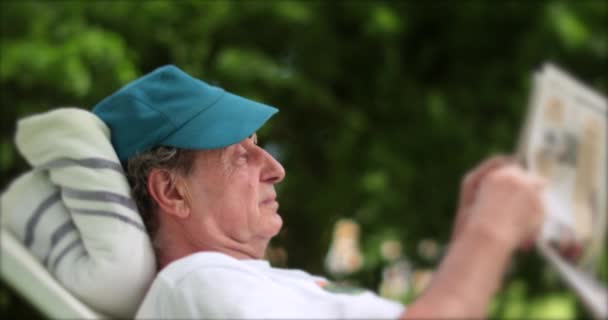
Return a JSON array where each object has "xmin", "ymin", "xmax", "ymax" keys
[{"xmin": 518, "ymin": 63, "xmax": 607, "ymax": 319}]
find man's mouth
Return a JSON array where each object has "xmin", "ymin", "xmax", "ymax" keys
[{"xmin": 260, "ymin": 195, "xmax": 279, "ymax": 209}]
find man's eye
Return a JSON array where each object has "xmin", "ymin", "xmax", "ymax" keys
[
  {"xmin": 248, "ymin": 134, "xmax": 258, "ymax": 145},
  {"xmin": 237, "ymin": 152, "xmax": 249, "ymax": 163}
]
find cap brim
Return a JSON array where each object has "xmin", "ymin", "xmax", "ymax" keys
[{"xmin": 160, "ymin": 91, "xmax": 278, "ymax": 150}]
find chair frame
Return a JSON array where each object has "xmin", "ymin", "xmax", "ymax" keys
[{"xmin": 1, "ymin": 228, "xmax": 104, "ymax": 319}]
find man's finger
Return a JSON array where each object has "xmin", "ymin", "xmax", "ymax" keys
[
  {"xmin": 460, "ymin": 155, "xmax": 515, "ymax": 205},
  {"xmin": 453, "ymin": 155, "xmax": 518, "ymax": 241}
]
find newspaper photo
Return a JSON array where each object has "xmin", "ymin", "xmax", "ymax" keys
[{"xmin": 517, "ymin": 63, "xmax": 607, "ymax": 319}]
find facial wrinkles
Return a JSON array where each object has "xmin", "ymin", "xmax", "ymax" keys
[
  {"xmin": 238, "ymin": 142, "xmax": 267, "ymax": 234},
  {"xmin": 181, "ymin": 149, "xmax": 226, "ymax": 244},
  {"xmin": 236, "ymin": 143, "xmax": 260, "ymax": 240},
  {"xmin": 198, "ymin": 148, "xmax": 228, "ymax": 194},
  {"xmin": 214, "ymin": 144, "xmax": 257, "ymax": 243}
]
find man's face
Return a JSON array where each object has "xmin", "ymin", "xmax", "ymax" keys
[{"xmin": 181, "ymin": 134, "xmax": 285, "ymax": 254}]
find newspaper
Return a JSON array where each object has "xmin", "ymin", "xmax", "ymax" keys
[{"xmin": 517, "ymin": 63, "xmax": 607, "ymax": 319}]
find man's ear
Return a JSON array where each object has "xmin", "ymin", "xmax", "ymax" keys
[{"xmin": 147, "ymin": 169, "xmax": 190, "ymax": 219}]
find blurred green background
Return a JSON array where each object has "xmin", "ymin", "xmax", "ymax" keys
[{"xmin": 1, "ymin": 0, "xmax": 606, "ymax": 318}]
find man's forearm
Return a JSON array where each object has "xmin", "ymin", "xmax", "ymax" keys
[{"xmin": 401, "ymin": 223, "xmax": 515, "ymax": 318}]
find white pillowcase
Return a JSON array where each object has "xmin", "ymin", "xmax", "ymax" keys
[{"xmin": 1, "ymin": 108, "xmax": 156, "ymax": 318}]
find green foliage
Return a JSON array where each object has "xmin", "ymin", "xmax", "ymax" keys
[{"xmin": 1, "ymin": 0, "xmax": 606, "ymax": 318}]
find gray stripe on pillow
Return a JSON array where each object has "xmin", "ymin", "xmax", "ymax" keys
[
  {"xmin": 39, "ymin": 157, "xmax": 124, "ymax": 173},
  {"xmin": 43, "ymin": 220, "xmax": 77, "ymax": 267},
  {"xmin": 24, "ymin": 192, "xmax": 62, "ymax": 247},
  {"xmin": 70, "ymin": 208, "xmax": 146, "ymax": 232},
  {"xmin": 62, "ymin": 187, "xmax": 137, "ymax": 212},
  {"xmin": 51, "ymin": 238, "xmax": 82, "ymax": 272},
  {"xmin": 51, "ymin": 220, "xmax": 77, "ymax": 246}
]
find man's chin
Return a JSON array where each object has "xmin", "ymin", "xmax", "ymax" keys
[
  {"xmin": 264, "ymin": 212, "xmax": 283, "ymax": 238},
  {"xmin": 272, "ymin": 213, "xmax": 283, "ymax": 232}
]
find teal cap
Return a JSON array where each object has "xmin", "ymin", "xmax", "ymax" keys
[{"xmin": 92, "ymin": 65, "xmax": 278, "ymax": 162}]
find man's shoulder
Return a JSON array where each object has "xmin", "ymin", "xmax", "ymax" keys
[
  {"xmin": 163, "ymin": 251, "xmax": 242, "ymax": 272},
  {"xmin": 157, "ymin": 252, "xmax": 265, "ymax": 287},
  {"xmin": 137, "ymin": 252, "xmax": 272, "ymax": 319}
]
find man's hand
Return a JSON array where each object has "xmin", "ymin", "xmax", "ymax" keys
[
  {"xmin": 469, "ymin": 164, "xmax": 546, "ymax": 251},
  {"xmin": 452, "ymin": 155, "xmax": 514, "ymax": 242},
  {"xmin": 452, "ymin": 156, "xmax": 545, "ymax": 251}
]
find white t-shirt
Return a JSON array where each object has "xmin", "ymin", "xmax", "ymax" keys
[{"xmin": 136, "ymin": 252, "xmax": 405, "ymax": 319}]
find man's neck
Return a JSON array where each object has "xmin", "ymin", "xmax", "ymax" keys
[{"xmin": 154, "ymin": 217, "xmax": 269, "ymax": 270}]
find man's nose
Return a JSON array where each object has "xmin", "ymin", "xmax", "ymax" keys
[{"xmin": 261, "ymin": 149, "xmax": 285, "ymax": 184}]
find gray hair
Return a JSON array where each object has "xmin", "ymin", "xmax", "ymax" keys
[{"xmin": 126, "ymin": 146, "xmax": 197, "ymax": 245}]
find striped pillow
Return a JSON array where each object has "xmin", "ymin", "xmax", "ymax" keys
[{"xmin": 1, "ymin": 108, "xmax": 156, "ymax": 318}]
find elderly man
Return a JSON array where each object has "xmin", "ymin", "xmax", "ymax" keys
[{"xmin": 93, "ymin": 65, "xmax": 544, "ymax": 319}]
